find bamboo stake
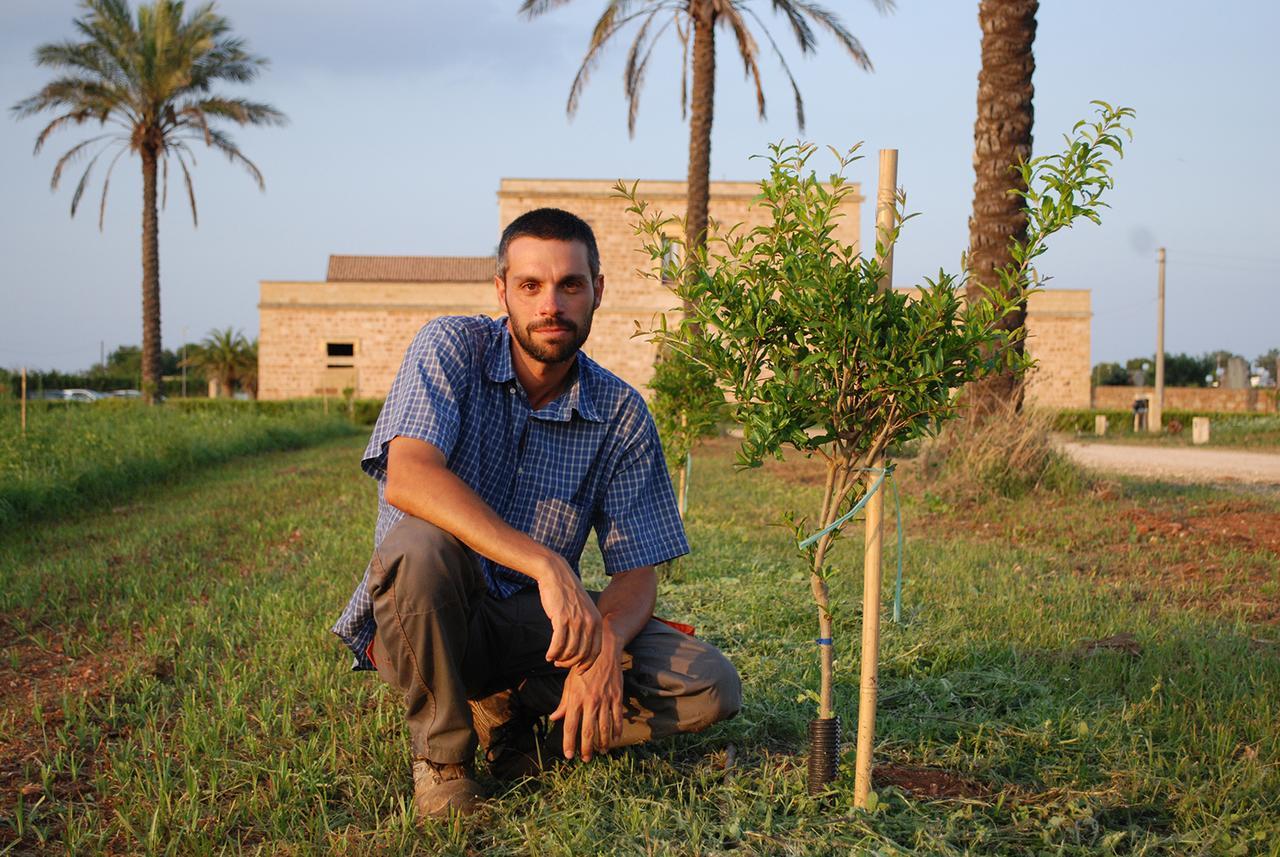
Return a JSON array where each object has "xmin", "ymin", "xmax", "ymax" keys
[
  {"xmin": 854, "ymin": 148, "xmax": 898, "ymax": 809},
  {"xmin": 678, "ymin": 412, "xmax": 690, "ymax": 518},
  {"xmin": 20, "ymin": 367, "xmax": 28, "ymax": 436}
]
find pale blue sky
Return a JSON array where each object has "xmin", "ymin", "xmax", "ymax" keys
[{"xmin": 2, "ymin": 0, "xmax": 1278, "ymax": 372}]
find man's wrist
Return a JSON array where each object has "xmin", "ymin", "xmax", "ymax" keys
[
  {"xmin": 524, "ymin": 544, "xmax": 563, "ymax": 584},
  {"xmin": 600, "ymin": 618, "xmax": 627, "ymax": 662}
]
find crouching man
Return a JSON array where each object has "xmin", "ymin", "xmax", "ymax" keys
[{"xmin": 331, "ymin": 208, "xmax": 741, "ymax": 818}]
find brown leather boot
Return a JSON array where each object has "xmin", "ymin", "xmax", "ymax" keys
[
  {"xmin": 411, "ymin": 758, "xmax": 484, "ymax": 819},
  {"xmin": 470, "ymin": 689, "xmax": 554, "ymax": 782}
]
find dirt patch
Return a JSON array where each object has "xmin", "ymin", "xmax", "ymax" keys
[
  {"xmin": 875, "ymin": 764, "xmax": 991, "ymax": 800},
  {"xmin": 901, "ymin": 462, "xmax": 1280, "ymax": 625},
  {"xmin": 0, "ymin": 616, "xmax": 140, "ymax": 850},
  {"xmin": 1125, "ymin": 506, "xmax": 1280, "ymax": 554}
]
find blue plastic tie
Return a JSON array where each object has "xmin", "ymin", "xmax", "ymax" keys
[
  {"xmin": 815, "ymin": 637, "xmax": 833, "ymax": 646},
  {"xmin": 798, "ymin": 465, "xmax": 906, "ymax": 624}
]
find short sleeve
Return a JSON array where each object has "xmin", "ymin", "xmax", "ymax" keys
[
  {"xmin": 593, "ymin": 416, "xmax": 690, "ymax": 574},
  {"xmin": 361, "ymin": 319, "xmax": 474, "ymax": 480}
]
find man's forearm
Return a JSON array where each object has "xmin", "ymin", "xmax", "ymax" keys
[
  {"xmin": 385, "ymin": 436, "xmax": 556, "ymax": 580},
  {"xmin": 595, "ymin": 566, "xmax": 657, "ymax": 658}
]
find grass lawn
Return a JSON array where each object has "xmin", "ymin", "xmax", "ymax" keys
[
  {"xmin": 2, "ymin": 434, "xmax": 1278, "ymax": 855},
  {"xmin": 0, "ymin": 399, "xmax": 360, "ymax": 530}
]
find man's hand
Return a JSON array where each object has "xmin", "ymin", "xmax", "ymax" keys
[
  {"xmin": 549, "ymin": 644, "xmax": 625, "ymax": 761},
  {"xmin": 536, "ymin": 555, "xmax": 603, "ymax": 669}
]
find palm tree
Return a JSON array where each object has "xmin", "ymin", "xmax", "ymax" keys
[
  {"xmin": 521, "ymin": 0, "xmax": 890, "ymax": 252},
  {"xmin": 184, "ymin": 326, "xmax": 250, "ymax": 398},
  {"xmin": 964, "ymin": 0, "xmax": 1037, "ymax": 415},
  {"xmin": 239, "ymin": 337, "xmax": 259, "ymax": 399},
  {"xmin": 12, "ymin": 0, "xmax": 285, "ymax": 404}
]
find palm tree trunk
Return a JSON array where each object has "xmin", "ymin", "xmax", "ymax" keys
[
  {"xmin": 140, "ymin": 145, "xmax": 162, "ymax": 404},
  {"xmin": 685, "ymin": 1, "xmax": 716, "ymax": 255},
  {"xmin": 965, "ymin": 0, "xmax": 1037, "ymax": 416}
]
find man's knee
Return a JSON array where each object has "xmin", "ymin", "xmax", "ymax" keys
[
  {"xmin": 672, "ymin": 646, "xmax": 741, "ymax": 734},
  {"xmin": 371, "ymin": 516, "xmax": 476, "ymax": 605},
  {"xmin": 697, "ymin": 650, "xmax": 742, "ymax": 727}
]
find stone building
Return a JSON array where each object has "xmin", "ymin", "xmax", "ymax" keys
[{"xmin": 258, "ymin": 178, "xmax": 1090, "ymax": 407}]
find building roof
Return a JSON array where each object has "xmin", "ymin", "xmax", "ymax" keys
[{"xmin": 326, "ymin": 255, "xmax": 495, "ymax": 283}]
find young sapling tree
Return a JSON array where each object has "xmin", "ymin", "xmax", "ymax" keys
[
  {"xmin": 622, "ymin": 101, "xmax": 1134, "ymax": 796},
  {"xmin": 648, "ymin": 345, "xmax": 725, "ymax": 517}
]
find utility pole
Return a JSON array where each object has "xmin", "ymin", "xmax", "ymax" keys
[
  {"xmin": 1150, "ymin": 247, "xmax": 1166, "ymax": 433},
  {"xmin": 181, "ymin": 325, "xmax": 188, "ymax": 398}
]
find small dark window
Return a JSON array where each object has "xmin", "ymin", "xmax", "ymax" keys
[{"xmin": 327, "ymin": 342, "xmax": 355, "ymax": 358}]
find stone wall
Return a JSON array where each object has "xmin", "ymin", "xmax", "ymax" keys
[
  {"xmin": 258, "ymin": 281, "xmax": 493, "ymax": 400},
  {"xmin": 1091, "ymin": 385, "xmax": 1278, "ymax": 413},
  {"xmin": 1022, "ymin": 290, "xmax": 1092, "ymax": 409}
]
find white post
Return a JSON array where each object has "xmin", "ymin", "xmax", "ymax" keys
[
  {"xmin": 1192, "ymin": 417, "xmax": 1210, "ymax": 445},
  {"xmin": 1151, "ymin": 248, "xmax": 1166, "ymax": 432}
]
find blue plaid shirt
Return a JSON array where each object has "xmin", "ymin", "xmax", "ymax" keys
[{"xmin": 331, "ymin": 314, "xmax": 689, "ymax": 669}]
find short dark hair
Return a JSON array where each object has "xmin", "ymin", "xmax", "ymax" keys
[{"xmin": 496, "ymin": 207, "xmax": 600, "ymax": 282}]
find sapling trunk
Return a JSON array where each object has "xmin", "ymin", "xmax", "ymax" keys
[{"xmin": 808, "ymin": 459, "xmax": 841, "ymax": 720}]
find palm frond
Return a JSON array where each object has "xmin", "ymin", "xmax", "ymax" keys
[
  {"xmin": 718, "ymin": 8, "xmax": 766, "ymax": 120},
  {"xmin": 622, "ymin": 7, "xmax": 669, "ymax": 135},
  {"xmin": 49, "ymin": 133, "xmax": 115, "ymax": 187},
  {"xmin": 786, "ymin": 1, "xmax": 876, "ymax": 69},
  {"xmin": 203, "ymin": 127, "xmax": 264, "ymax": 189},
  {"xmin": 182, "ymin": 97, "xmax": 286, "ymax": 128},
  {"xmin": 68, "ymin": 146, "xmax": 110, "ymax": 218},
  {"xmin": 97, "ymin": 143, "xmax": 130, "ymax": 229},
  {"xmin": 677, "ymin": 15, "xmax": 690, "ymax": 119},
  {"xmin": 34, "ymin": 109, "xmax": 105, "ymax": 154},
  {"xmin": 626, "ymin": 15, "xmax": 679, "ymax": 135},
  {"xmin": 566, "ymin": 4, "xmax": 661, "ymax": 117},
  {"xmin": 175, "ymin": 149, "xmax": 199, "ymax": 227},
  {"xmin": 745, "ymin": 7, "xmax": 807, "ymax": 129},
  {"xmin": 768, "ymin": 0, "xmax": 817, "ymax": 53},
  {"xmin": 519, "ymin": 0, "xmax": 582, "ymax": 18}
]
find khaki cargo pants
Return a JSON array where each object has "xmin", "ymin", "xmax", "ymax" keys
[{"xmin": 367, "ymin": 516, "xmax": 742, "ymax": 764}]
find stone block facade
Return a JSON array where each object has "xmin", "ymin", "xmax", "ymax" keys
[
  {"xmin": 1091, "ymin": 384, "xmax": 1278, "ymax": 414},
  {"xmin": 258, "ymin": 177, "xmax": 1091, "ymax": 408}
]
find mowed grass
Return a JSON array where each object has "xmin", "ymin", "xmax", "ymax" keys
[
  {"xmin": 0, "ymin": 400, "xmax": 359, "ymax": 530},
  {"xmin": 1, "ymin": 436, "xmax": 1278, "ymax": 855}
]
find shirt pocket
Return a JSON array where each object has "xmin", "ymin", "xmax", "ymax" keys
[{"xmin": 528, "ymin": 497, "xmax": 589, "ymax": 557}]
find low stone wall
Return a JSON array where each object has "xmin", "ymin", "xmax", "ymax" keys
[{"xmin": 1091, "ymin": 385, "xmax": 1278, "ymax": 413}]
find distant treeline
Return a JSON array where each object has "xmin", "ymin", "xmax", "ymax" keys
[
  {"xmin": 2, "ymin": 344, "xmax": 208, "ymax": 398},
  {"xmin": 1093, "ymin": 350, "xmax": 1279, "ymax": 387}
]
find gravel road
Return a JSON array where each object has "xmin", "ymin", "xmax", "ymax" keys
[{"xmin": 1058, "ymin": 441, "xmax": 1280, "ymax": 485}]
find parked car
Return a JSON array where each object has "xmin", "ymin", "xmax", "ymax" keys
[
  {"xmin": 61, "ymin": 389, "xmax": 104, "ymax": 402},
  {"xmin": 110, "ymin": 389, "xmax": 143, "ymax": 398}
]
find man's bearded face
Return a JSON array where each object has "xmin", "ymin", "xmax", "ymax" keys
[{"xmin": 498, "ymin": 237, "xmax": 601, "ymax": 365}]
